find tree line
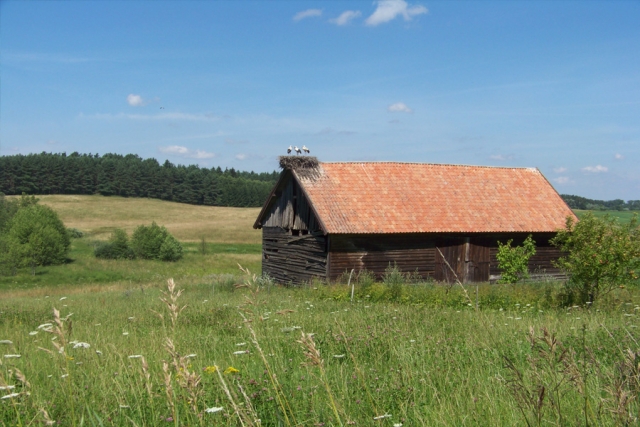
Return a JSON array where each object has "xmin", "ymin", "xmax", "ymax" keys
[
  {"xmin": 0, "ymin": 152, "xmax": 279, "ymax": 207},
  {"xmin": 561, "ymin": 194, "xmax": 640, "ymax": 211}
]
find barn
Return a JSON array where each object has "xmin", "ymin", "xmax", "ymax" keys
[{"xmin": 253, "ymin": 159, "xmax": 577, "ymax": 285}]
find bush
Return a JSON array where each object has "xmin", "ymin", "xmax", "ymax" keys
[
  {"xmin": 383, "ymin": 263, "xmax": 404, "ymax": 301},
  {"xmin": 67, "ymin": 228, "xmax": 84, "ymax": 239},
  {"xmin": 2, "ymin": 204, "xmax": 70, "ymax": 268},
  {"xmin": 496, "ymin": 235, "xmax": 536, "ymax": 284},
  {"xmin": 551, "ymin": 213, "xmax": 640, "ymax": 304},
  {"xmin": 94, "ymin": 229, "xmax": 135, "ymax": 260},
  {"xmin": 130, "ymin": 222, "xmax": 183, "ymax": 262}
]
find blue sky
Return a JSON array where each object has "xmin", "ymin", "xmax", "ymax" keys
[{"xmin": 1, "ymin": 1, "xmax": 639, "ymax": 199}]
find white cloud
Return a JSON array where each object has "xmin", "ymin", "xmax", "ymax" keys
[
  {"xmin": 293, "ymin": 9, "xmax": 322, "ymax": 22},
  {"xmin": 158, "ymin": 145, "xmax": 214, "ymax": 159},
  {"xmin": 615, "ymin": 153, "xmax": 624, "ymax": 160},
  {"xmin": 127, "ymin": 94, "xmax": 144, "ymax": 107},
  {"xmin": 554, "ymin": 167, "xmax": 567, "ymax": 173},
  {"xmin": 235, "ymin": 153, "xmax": 247, "ymax": 160},
  {"xmin": 387, "ymin": 102, "xmax": 413, "ymax": 113},
  {"xmin": 365, "ymin": 0, "xmax": 428, "ymax": 26},
  {"xmin": 330, "ymin": 10, "xmax": 362, "ymax": 26},
  {"xmin": 554, "ymin": 176, "xmax": 570, "ymax": 184},
  {"xmin": 582, "ymin": 165, "xmax": 608, "ymax": 173}
]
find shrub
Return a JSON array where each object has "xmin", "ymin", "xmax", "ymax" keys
[
  {"xmin": 383, "ymin": 263, "xmax": 404, "ymax": 301},
  {"xmin": 130, "ymin": 222, "xmax": 183, "ymax": 261},
  {"xmin": 551, "ymin": 213, "xmax": 640, "ymax": 304},
  {"xmin": 94, "ymin": 228, "xmax": 135, "ymax": 260},
  {"xmin": 67, "ymin": 228, "xmax": 84, "ymax": 239},
  {"xmin": 496, "ymin": 234, "xmax": 536, "ymax": 284},
  {"xmin": 2, "ymin": 204, "xmax": 70, "ymax": 268}
]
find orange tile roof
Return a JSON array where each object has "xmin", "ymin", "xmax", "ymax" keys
[{"xmin": 294, "ymin": 162, "xmax": 576, "ymax": 234}]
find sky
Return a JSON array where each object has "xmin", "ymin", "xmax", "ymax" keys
[{"xmin": 1, "ymin": 0, "xmax": 639, "ymax": 200}]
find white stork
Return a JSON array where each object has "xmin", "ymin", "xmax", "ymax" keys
[
  {"xmin": 294, "ymin": 146, "xmax": 302, "ymax": 155},
  {"xmin": 287, "ymin": 145, "xmax": 292, "ymax": 154},
  {"xmin": 302, "ymin": 145, "xmax": 310, "ymax": 154}
]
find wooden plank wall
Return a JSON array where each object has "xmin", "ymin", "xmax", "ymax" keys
[
  {"xmin": 261, "ymin": 178, "xmax": 320, "ymax": 232},
  {"xmin": 262, "ymin": 227, "xmax": 327, "ymax": 285},
  {"xmin": 328, "ymin": 234, "xmax": 436, "ymax": 281},
  {"xmin": 488, "ymin": 233, "xmax": 566, "ymax": 281}
]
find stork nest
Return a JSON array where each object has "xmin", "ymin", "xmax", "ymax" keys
[{"xmin": 279, "ymin": 156, "xmax": 319, "ymax": 170}]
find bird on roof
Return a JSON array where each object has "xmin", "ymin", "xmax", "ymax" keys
[
  {"xmin": 294, "ymin": 146, "xmax": 302, "ymax": 155},
  {"xmin": 287, "ymin": 145, "xmax": 292, "ymax": 154},
  {"xmin": 302, "ymin": 145, "xmax": 310, "ymax": 154}
]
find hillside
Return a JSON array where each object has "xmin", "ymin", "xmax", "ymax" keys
[{"xmin": 34, "ymin": 194, "xmax": 261, "ymax": 243}]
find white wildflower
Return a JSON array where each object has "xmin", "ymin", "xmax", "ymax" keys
[
  {"xmin": 0, "ymin": 385, "xmax": 16, "ymax": 390},
  {"xmin": 333, "ymin": 354, "xmax": 345, "ymax": 358},
  {"xmin": 233, "ymin": 350, "xmax": 249, "ymax": 355},
  {"xmin": 394, "ymin": 424, "xmax": 403, "ymax": 427},
  {"xmin": 184, "ymin": 354, "xmax": 197, "ymax": 358},
  {"xmin": 1, "ymin": 393, "xmax": 20, "ymax": 400},
  {"xmin": 4, "ymin": 354, "xmax": 21, "ymax": 358},
  {"xmin": 205, "ymin": 407, "xmax": 224, "ymax": 413},
  {"xmin": 236, "ymin": 342, "xmax": 246, "ymax": 346},
  {"xmin": 0, "ymin": 340, "xmax": 13, "ymax": 345},
  {"xmin": 373, "ymin": 413, "xmax": 392, "ymax": 420},
  {"xmin": 410, "ymin": 340, "xmax": 416, "ymax": 343},
  {"xmin": 119, "ymin": 405, "xmax": 130, "ymax": 409},
  {"xmin": 61, "ymin": 374, "xmax": 69, "ymax": 378},
  {"xmin": 73, "ymin": 342, "xmax": 91, "ymax": 349},
  {"xmin": 37, "ymin": 323, "xmax": 53, "ymax": 330},
  {"xmin": 96, "ymin": 350, "xmax": 103, "ymax": 356},
  {"xmin": 127, "ymin": 317, "xmax": 135, "ymax": 320},
  {"xmin": 59, "ymin": 297, "xmax": 67, "ymax": 301},
  {"xmin": 128, "ymin": 355, "xmax": 143, "ymax": 359},
  {"xmin": 122, "ymin": 332, "xmax": 129, "ymax": 336},
  {"xmin": 29, "ymin": 331, "xmax": 38, "ymax": 336}
]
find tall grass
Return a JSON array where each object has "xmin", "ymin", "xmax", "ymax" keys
[{"xmin": 2, "ymin": 272, "xmax": 640, "ymax": 425}]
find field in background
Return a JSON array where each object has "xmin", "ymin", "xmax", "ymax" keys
[
  {"xmin": 574, "ymin": 209, "xmax": 639, "ymax": 223},
  {"xmin": 33, "ymin": 194, "xmax": 262, "ymax": 243}
]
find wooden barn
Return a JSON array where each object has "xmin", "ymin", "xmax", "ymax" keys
[{"xmin": 253, "ymin": 159, "xmax": 577, "ymax": 284}]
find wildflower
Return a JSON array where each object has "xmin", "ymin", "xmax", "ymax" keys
[
  {"xmin": 394, "ymin": 424, "xmax": 403, "ymax": 427},
  {"xmin": 61, "ymin": 374, "xmax": 69, "ymax": 378},
  {"xmin": 233, "ymin": 350, "xmax": 249, "ymax": 355},
  {"xmin": 119, "ymin": 405, "xmax": 130, "ymax": 409},
  {"xmin": 128, "ymin": 355, "xmax": 143, "ymax": 359},
  {"xmin": 373, "ymin": 413, "xmax": 392, "ymax": 420},
  {"xmin": 122, "ymin": 332, "xmax": 129, "ymax": 336},
  {"xmin": 204, "ymin": 366, "xmax": 217, "ymax": 374},
  {"xmin": 96, "ymin": 350, "xmax": 103, "ymax": 356},
  {"xmin": 1, "ymin": 393, "xmax": 20, "ymax": 400},
  {"xmin": 73, "ymin": 342, "xmax": 91, "ymax": 349},
  {"xmin": 333, "ymin": 354, "xmax": 345, "ymax": 358},
  {"xmin": 409, "ymin": 340, "xmax": 416, "ymax": 343},
  {"xmin": 4, "ymin": 354, "xmax": 21, "ymax": 358},
  {"xmin": 224, "ymin": 366, "xmax": 239, "ymax": 374},
  {"xmin": 29, "ymin": 331, "xmax": 38, "ymax": 336},
  {"xmin": 0, "ymin": 385, "xmax": 16, "ymax": 390},
  {"xmin": 184, "ymin": 354, "xmax": 197, "ymax": 358},
  {"xmin": 37, "ymin": 323, "xmax": 53, "ymax": 330},
  {"xmin": 59, "ymin": 297, "xmax": 67, "ymax": 301},
  {"xmin": 0, "ymin": 340, "xmax": 13, "ymax": 345},
  {"xmin": 235, "ymin": 342, "xmax": 246, "ymax": 346},
  {"xmin": 205, "ymin": 407, "xmax": 224, "ymax": 413},
  {"xmin": 127, "ymin": 317, "xmax": 135, "ymax": 320}
]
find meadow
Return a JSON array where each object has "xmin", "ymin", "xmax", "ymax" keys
[{"xmin": 2, "ymin": 196, "xmax": 640, "ymax": 426}]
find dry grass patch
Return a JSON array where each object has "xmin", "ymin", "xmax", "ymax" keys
[{"xmin": 30, "ymin": 195, "xmax": 261, "ymax": 243}]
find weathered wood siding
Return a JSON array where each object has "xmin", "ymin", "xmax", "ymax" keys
[
  {"xmin": 328, "ymin": 234, "xmax": 437, "ymax": 280},
  {"xmin": 262, "ymin": 227, "xmax": 327, "ymax": 285},
  {"xmin": 261, "ymin": 176, "xmax": 321, "ymax": 232}
]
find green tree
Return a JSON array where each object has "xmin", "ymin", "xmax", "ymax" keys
[
  {"xmin": 551, "ymin": 213, "xmax": 640, "ymax": 303},
  {"xmin": 130, "ymin": 222, "xmax": 183, "ymax": 261},
  {"xmin": 2, "ymin": 204, "xmax": 71, "ymax": 271},
  {"xmin": 94, "ymin": 228, "xmax": 135, "ymax": 260},
  {"xmin": 496, "ymin": 235, "xmax": 536, "ymax": 284}
]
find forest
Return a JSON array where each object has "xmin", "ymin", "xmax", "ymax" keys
[
  {"xmin": 0, "ymin": 152, "xmax": 278, "ymax": 207},
  {"xmin": 560, "ymin": 194, "xmax": 640, "ymax": 211}
]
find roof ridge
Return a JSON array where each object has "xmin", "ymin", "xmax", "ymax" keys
[{"xmin": 320, "ymin": 161, "xmax": 539, "ymax": 170}]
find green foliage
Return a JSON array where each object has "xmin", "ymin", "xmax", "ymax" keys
[
  {"xmin": 94, "ymin": 228, "xmax": 135, "ymax": 260},
  {"xmin": 551, "ymin": 213, "xmax": 640, "ymax": 303},
  {"xmin": 1, "ymin": 204, "xmax": 71, "ymax": 269},
  {"xmin": 130, "ymin": 222, "xmax": 183, "ymax": 261},
  {"xmin": 383, "ymin": 263, "xmax": 404, "ymax": 301},
  {"xmin": 496, "ymin": 235, "xmax": 536, "ymax": 284},
  {"xmin": 67, "ymin": 228, "xmax": 84, "ymax": 238}
]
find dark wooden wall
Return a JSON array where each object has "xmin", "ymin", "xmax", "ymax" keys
[
  {"xmin": 261, "ymin": 175, "xmax": 321, "ymax": 232},
  {"xmin": 262, "ymin": 227, "xmax": 327, "ymax": 284},
  {"xmin": 327, "ymin": 232, "xmax": 565, "ymax": 283}
]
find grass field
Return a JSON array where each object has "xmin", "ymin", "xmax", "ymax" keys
[
  {"xmin": 2, "ymin": 196, "xmax": 640, "ymax": 426},
  {"xmin": 574, "ymin": 209, "xmax": 639, "ymax": 223}
]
